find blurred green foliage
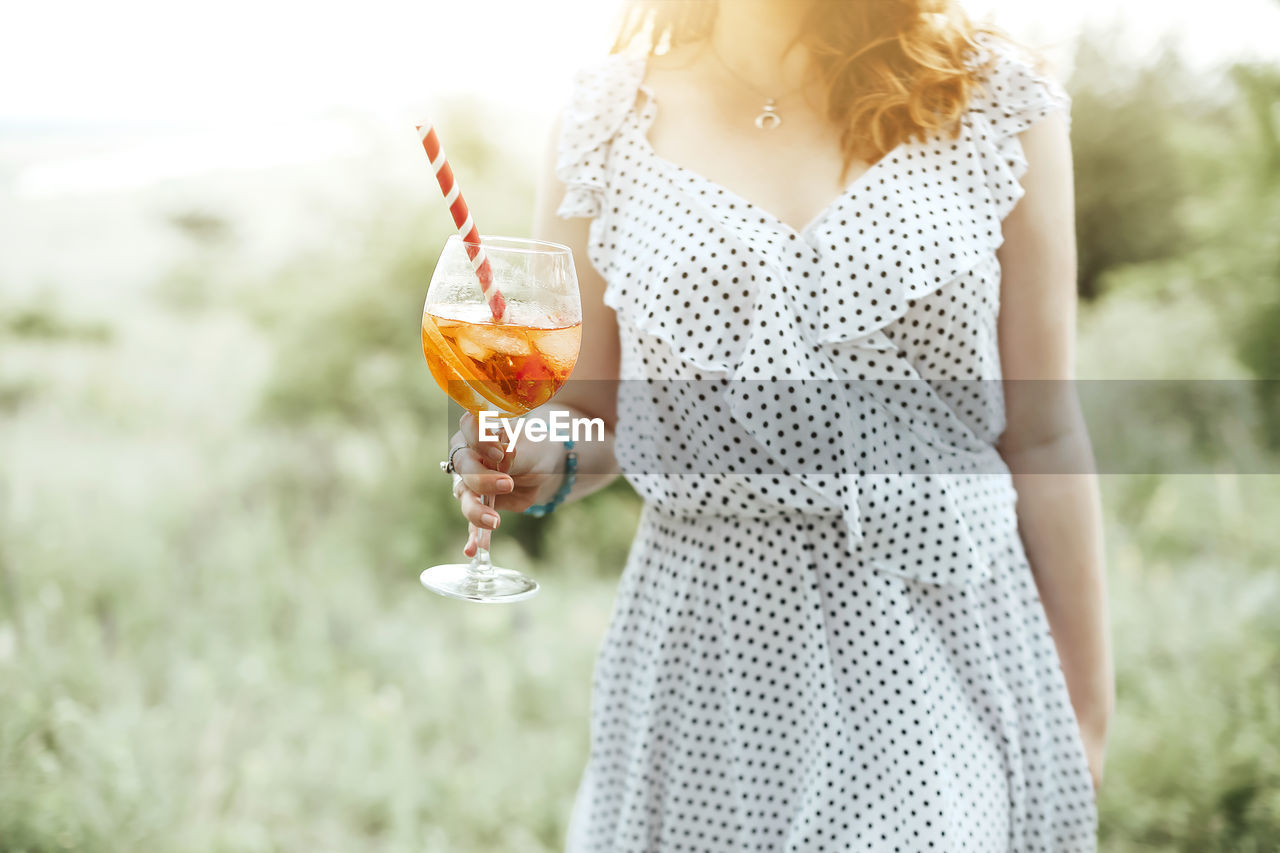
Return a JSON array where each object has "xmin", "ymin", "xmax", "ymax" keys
[
  {"xmin": 1069, "ymin": 31, "xmax": 1196, "ymax": 299},
  {"xmin": 1228, "ymin": 61, "xmax": 1280, "ymax": 443},
  {"xmin": 1, "ymin": 30, "xmax": 1279, "ymax": 853},
  {"xmin": 0, "ymin": 301, "xmax": 112, "ymax": 344}
]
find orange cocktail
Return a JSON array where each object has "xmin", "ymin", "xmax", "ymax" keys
[
  {"xmin": 422, "ymin": 303, "xmax": 581, "ymax": 416},
  {"xmin": 419, "ymin": 234, "xmax": 581, "ymax": 603}
]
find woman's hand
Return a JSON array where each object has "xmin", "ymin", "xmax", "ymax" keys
[
  {"xmin": 448, "ymin": 411, "xmax": 563, "ymax": 557},
  {"xmin": 1079, "ymin": 715, "xmax": 1110, "ymax": 793}
]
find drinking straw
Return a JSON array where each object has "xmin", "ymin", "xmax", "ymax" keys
[{"xmin": 417, "ymin": 121, "xmax": 508, "ymax": 322}]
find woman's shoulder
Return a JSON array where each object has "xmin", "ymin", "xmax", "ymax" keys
[
  {"xmin": 965, "ymin": 33, "xmax": 1071, "ymax": 137},
  {"xmin": 564, "ymin": 52, "xmax": 648, "ymax": 114},
  {"xmin": 558, "ymin": 52, "xmax": 647, "ymax": 152},
  {"xmin": 553, "ymin": 52, "xmax": 648, "ymax": 219},
  {"xmin": 557, "ymin": 52, "xmax": 646, "ymax": 153}
]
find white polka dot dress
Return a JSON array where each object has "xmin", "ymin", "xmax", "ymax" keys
[{"xmin": 558, "ymin": 38, "xmax": 1097, "ymax": 853}]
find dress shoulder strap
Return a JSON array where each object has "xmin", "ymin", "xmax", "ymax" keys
[
  {"xmin": 555, "ymin": 53, "xmax": 647, "ymax": 220},
  {"xmin": 967, "ymin": 35, "xmax": 1072, "ymax": 179}
]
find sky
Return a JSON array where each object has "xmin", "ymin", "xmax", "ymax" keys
[
  {"xmin": 1, "ymin": 0, "xmax": 1275, "ymax": 304},
  {"xmin": 1, "ymin": 0, "xmax": 1276, "ymax": 202},
  {"xmin": 2, "ymin": 0, "xmax": 1278, "ymax": 125}
]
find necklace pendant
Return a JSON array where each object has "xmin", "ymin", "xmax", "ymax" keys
[{"xmin": 754, "ymin": 98, "xmax": 781, "ymax": 130}]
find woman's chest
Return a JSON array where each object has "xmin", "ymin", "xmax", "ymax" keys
[
  {"xmin": 643, "ymin": 93, "xmax": 870, "ymax": 235},
  {"xmin": 595, "ymin": 111, "xmax": 1008, "ymax": 388}
]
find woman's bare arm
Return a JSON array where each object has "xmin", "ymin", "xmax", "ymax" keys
[
  {"xmin": 996, "ymin": 112, "xmax": 1114, "ymax": 789},
  {"xmin": 451, "ymin": 116, "xmax": 621, "ymax": 549},
  {"xmin": 530, "ymin": 115, "xmax": 622, "ymax": 432},
  {"xmin": 527, "ymin": 114, "xmax": 622, "ymax": 500}
]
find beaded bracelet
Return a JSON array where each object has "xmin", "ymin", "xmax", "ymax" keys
[{"xmin": 523, "ymin": 439, "xmax": 577, "ymax": 518}]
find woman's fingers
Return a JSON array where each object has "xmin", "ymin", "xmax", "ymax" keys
[
  {"xmin": 459, "ymin": 490, "xmax": 495, "ymax": 555},
  {"xmin": 448, "ymin": 412, "xmax": 510, "ymax": 552},
  {"xmin": 453, "ymin": 447, "xmax": 514, "ymax": 497},
  {"xmin": 459, "ymin": 485, "xmax": 501, "ymax": 531},
  {"xmin": 454, "ymin": 413, "xmax": 506, "ymax": 464}
]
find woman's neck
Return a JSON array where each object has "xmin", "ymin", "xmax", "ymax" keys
[{"xmin": 707, "ymin": 0, "xmax": 812, "ymax": 95}]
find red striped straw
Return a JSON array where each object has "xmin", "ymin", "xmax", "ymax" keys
[{"xmin": 416, "ymin": 120, "xmax": 508, "ymax": 322}]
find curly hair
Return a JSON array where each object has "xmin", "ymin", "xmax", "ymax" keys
[{"xmin": 612, "ymin": 0, "xmax": 1005, "ymax": 175}]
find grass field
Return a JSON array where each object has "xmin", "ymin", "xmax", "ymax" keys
[{"xmin": 2, "ymin": 111, "xmax": 1279, "ymax": 851}]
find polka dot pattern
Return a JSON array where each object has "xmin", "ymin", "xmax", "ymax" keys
[{"xmin": 559, "ymin": 39, "xmax": 1094, "ymax": 853}]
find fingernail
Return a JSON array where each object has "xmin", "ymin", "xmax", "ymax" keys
[
  {"xmin": 484, "ymin": 513, "xmax": 501, "ymax": 529},
  {"xmin": 486, "ymin": 447, "xmax": 504, "ymax": 463},
  {"xmin": 497, "ymin": 478, "xmax": 513, "ymax": 494}
]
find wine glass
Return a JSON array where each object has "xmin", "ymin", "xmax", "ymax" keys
[{"xmin": 420, "ymin": 235, "xmax": 581, "ymax": 603}]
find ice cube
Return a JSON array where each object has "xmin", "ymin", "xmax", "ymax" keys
[
  {"xmin": 456, "ymin": 328, "xmax": 490, "ymax": 361},
  {"xmin": 531, "ymin": 327, "xmax": 581, "ymax": 372},
  {"xmin": 467, "ymin": 325, "xmax": 532, "ymax": 358}
]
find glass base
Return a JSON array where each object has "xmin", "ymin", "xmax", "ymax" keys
[{"xmin": 420, "ymin": 563, "xmax": 540, "ymax": 604}]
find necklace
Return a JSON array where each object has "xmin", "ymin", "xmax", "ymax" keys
[{"xmin": 709, "ymin": 43, "xmax": 803, "ymax": 130}]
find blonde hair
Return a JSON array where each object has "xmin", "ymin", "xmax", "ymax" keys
[{"xmin": 612, "ymin": 0, "xmax": 1004, "ymax": 175}]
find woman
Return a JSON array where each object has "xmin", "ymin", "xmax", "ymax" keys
[{"xmin": 450, "ymin": 0, "xmax": 1113, "ymax": 849}]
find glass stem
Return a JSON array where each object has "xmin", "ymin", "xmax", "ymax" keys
[{"xmin": 470, "ymin": 492, "xmax": 497, "ymax": 585}]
